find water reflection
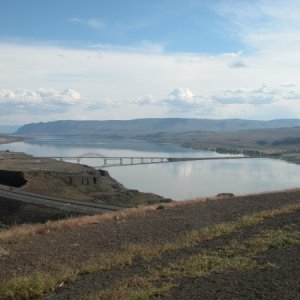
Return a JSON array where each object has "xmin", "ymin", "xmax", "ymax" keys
[
  {"xmin": 1, "ymin": 139, "xmax": 300, "ymax": 200},
  {"xmin": 108, "ymin": 159, "xmax": 300, "ymax": 200}
]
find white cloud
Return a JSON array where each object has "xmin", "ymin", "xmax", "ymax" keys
[
  {"xmin": 57, "ymin": 53, "xmax": 66, "ymax": 58},
  {"xmin": 229, "ymin": 60, "xmax": 248, "ymax": 68},
  {"xmin": 86, "ymin": 19, "xmax": 105, "ymax": 30},
  {"xmin": 134, "ymin": 84, "xmax": 300, "ymax": 118},
  {"xmin": 136, "ymin": 88, "xmax": 213, "ymax": 115},
  {"xmin": 281, "ymin": 82, "xmax": 297, "ymax": 88},
  {"xmin": 0, "ymin": 88, "xmax": 82, "ymax": 113},
  {"xmin": 0, "ymin": 89, "xmax": 42, "ymax": 104},
  {"xmin": 89, "ymin": 40, "xmax": 164, "ymax": 54},
  {"xmin": 212, "ymin": 84, "xmax": 281, "ymax": 105},
  {"xmin": 69, "ymin": 17, "xmax": 105, "ymax": 30},
  {"xmin": 1, "ymin": 32, "xmax": 300, "ymax": 124},
  {"xmin": 220, "ymin": 51, "xmax": 243, "ymax": 58},
  {"xmin": 216, "ymin": 0, "xmax": 300, "ymax": 54},
  {"xmin": 168, "ymin": 88, "xmax": 194, "ymax": 101},
  {"xmin": 162, "ymin": 88, "xmax": 203, "ymax": 113},
  {"xmin": 134, "ymin": 95, "xmax": 156, "ymax": 105},
  {"xmin": 137, "ymin": 40, "xmax": 164, "ymax": 53},
  {"xmin": 1, "ymin": 83, "xmax": 300, "ymax": 124}
]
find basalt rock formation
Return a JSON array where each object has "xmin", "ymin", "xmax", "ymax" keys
[{"xmin": 0, "ymin": 152, "xmax": 170, "ymax": 207}]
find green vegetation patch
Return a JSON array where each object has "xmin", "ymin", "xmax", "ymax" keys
[{"xmin": 0, "ymin": 268, "xmax": 77, "ymax": 300}]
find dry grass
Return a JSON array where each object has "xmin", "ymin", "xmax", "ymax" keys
[
  {"xmin": 0, "ymin": 267, "xmax": 77, "ymax": 300},
  {"xmin": 79, "ymin": 202, "xmax": 300, "ymax": 278},
  {"xmin": 169, "ymin": 188, "xmax": 300, "ymax": 207},
  {"xmin": 176, "ymin": 202, "xmax": 300, "ymax": 247},
  {"xmin": 2, "ymin": 189, "xmax": 299, "ymax": 243},
  {"xmin": 1, "ymin": 203, "xmax": 299, "ymax": 299},
  {"xmin": 85, "ymin": 274, "xmax": 174, "ymax": 300},
  {"xmin": 0, "ymin": 247, "xmax": 9, "ymax": 257},
  {"xmin": 0, "ymin": 205, "xmax": 159, "ymax": 242},
  {"xmin": 91, "ymin": 227, "xmax": 299, "ymax": 300},
  {"xmin": 227, "ymin": 225, "xmax": 300, "ymax": 255}
]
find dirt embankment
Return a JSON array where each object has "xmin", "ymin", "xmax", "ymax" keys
[
  {"xmin": 0, "ymin": 151, "xmax": 168, "ymax": 205},
  {"xmin": 0, "ymin": 168, "xmax": 168, "ymax": 207},
  {"xmin": 0, "ymin": 152, "xmax": 169, "ymax": 226},
  {"xmin": 0, "ymin": 199, "xmax": 83, "ymax": 228},
  {"xmin": 0, "ymin": 189, "xmax": 299, "ymax": 299}
]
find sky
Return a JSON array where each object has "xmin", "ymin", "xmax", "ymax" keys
[{"xmin": 1, "ymin": 0, "xmax": 300, "ymax": 125}]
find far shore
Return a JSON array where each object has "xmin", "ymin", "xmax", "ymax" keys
[{"xmin": 0, "ymin": 135, "xmax": 23, "ymax": 145}]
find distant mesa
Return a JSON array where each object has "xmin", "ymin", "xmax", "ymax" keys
[{"xmin": 15, "ymin": 118, "xmax": 300, "ymax": 137}]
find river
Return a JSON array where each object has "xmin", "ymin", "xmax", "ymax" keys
[{"xmin": 1, "ymin": 137, "xmax": 300, "ymax": 200}]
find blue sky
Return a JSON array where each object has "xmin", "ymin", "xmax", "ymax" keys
[
  {"xmin": 0, "ymin": 0, "xmax": 243, "ymax": 53},
  {"xmin": 1, "ymin": 0, "xmax": 300, "ymax": 124}
]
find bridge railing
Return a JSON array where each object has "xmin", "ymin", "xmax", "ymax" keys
[{"xmin": 46, "ymin": 154, "xmax": 263, "ymax": 168}]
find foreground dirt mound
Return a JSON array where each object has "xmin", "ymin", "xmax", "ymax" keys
[{"xmin": 0, "ymin": 189, "xmax": 299, "ymax": 299}]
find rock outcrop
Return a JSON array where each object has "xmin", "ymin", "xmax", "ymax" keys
[{"xmin": 0, "ymin": 152, "xmax": 170, "ymax": 207}]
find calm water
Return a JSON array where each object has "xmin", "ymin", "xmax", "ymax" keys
[{"xmin": 1, "ymin": 137, "xmax": 300, "ymax": 200}]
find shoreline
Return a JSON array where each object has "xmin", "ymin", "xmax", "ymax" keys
[
  {"xmin": 2, "ymin": 133, "xmax": 299, "ymax": 165},
  {"xmin": 150, "ymin": 140, "xmax": 300, "ymax": 165},
  {"xmin": 0, "ymin": 135, "xmax": 23, "ymax": 145}
]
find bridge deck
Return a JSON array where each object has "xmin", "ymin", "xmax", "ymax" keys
[{"xmin": 39, "ymin": 155, "xmax": 264, "ymax": 168}]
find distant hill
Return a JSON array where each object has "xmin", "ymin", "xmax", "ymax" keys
[
  {"xmin": 144, "ymin": 127, "xmax": 300, "ymax": 152},
  {"xmin": 16, "ymin": 118, "xmax": 300, "ymax": 137}
]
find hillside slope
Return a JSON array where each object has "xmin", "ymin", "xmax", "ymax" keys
[
  {"xmin": 0, "ymin": 190, "xmax": 299, "ymax": 299},
  {"xmin": 16, "ymin": 118, "xmax": 300, "ymax": 136},
  {"xmin": 145, "ymin": 127, "xmax": 300, "ymax": 152},
  {"xmin": 0, "ymin": 152, "xmax": 168, "ymax": 213}
]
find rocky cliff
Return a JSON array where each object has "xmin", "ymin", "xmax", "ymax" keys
[{"xmin": 0, "ymin": 152, "xmax": 170, "ymax": 207}]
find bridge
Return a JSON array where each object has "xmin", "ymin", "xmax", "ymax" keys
[{"xmin": 47, "ymin": 153, "xmax": 262, "ymax": 168}]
